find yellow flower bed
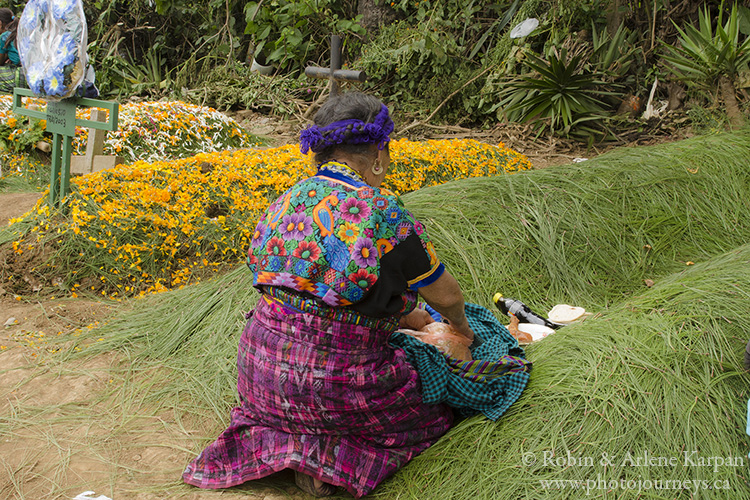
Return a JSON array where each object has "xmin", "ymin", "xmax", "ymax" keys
[{"xmin": 5, "ymin": 139, "xmax": 530, "ymax": 298}]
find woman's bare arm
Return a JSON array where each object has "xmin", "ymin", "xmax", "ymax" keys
[{"xmin": 417, "ymin": 270, "xmax": 475, "ymax": 341}]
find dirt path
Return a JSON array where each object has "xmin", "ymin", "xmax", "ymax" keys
[
  {"xmin": 0, "ymin": 192, "xmax": 42, "ymax": 226},
  {"xmin": 0, "ymin": 296, "xmax": 304, "ymax": 499}
]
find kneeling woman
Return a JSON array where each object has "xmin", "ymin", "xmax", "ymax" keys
[{"xmin": 183, "ymin": 92, "xmax": 475, "ymax": 497}]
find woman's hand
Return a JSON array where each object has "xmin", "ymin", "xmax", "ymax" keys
[
  {"xmin": 445, "ymin": 317, "xmax": 475, "ymax": 342},
  {"xmin": 399, "ymin": 307, "xmax": 435, "ymax": 331}
]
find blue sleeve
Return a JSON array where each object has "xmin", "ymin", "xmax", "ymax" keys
[{"xmin": 0, "ymin": 33, "xmax": 8, "ymax": 55}]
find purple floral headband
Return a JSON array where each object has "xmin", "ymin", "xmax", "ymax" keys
[{"xmin": 299, "ymin": 104, "xmax": 394, "ymax": 154}]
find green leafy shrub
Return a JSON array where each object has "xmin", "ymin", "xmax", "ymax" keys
[
  {"xmin": 662, "ymin": 1, "xmax": 750, "ymax": 127},
  {"xmin": 497, "ymin": 49, "xmax": 615, "ymax": 137},
  {"xmin": 663, "ymin": 2, "xmax": 750, "ymax": 91},
  {"xmin": 244, "ymin": 0, "xmax": 365, "ymax": 73},
  {"xmin": 359, "ymin": 2, "xmax": 528, "ymax": 122},
  {"xmin": 359, "ymin": 21, "xmax": 468, "ymax": 115}
]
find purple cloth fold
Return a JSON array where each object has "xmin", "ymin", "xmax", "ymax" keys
[{"xmin": 182, "ymin": 297, "xmax": 452, "ymax": 498}]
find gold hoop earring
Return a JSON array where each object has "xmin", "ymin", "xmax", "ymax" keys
[{"xmin": 371, "ymin": 159, "xmax": 384, "ymax": 175}]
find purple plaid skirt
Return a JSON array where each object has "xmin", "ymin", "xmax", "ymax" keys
[{"xmin": 182, "ymin": 296, "xmax": 453, "ymax": 497}]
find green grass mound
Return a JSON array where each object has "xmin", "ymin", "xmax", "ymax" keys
[
  {"xmin": 406, "ymin": 130, "xmax": 750, "ymax": 310},
  {"xmin": 377, "ymin": 244, "xmax": 750, "ymax": 498},
  {"xmin": 67, "ymin": 130, "xmax": 750, "ymax": 498}
]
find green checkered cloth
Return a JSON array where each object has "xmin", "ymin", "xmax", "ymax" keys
[
  {"xmin": 389, "ymin": 303, "xmax": 531, "ymax": 421},
  {"xmin": 0, "ymin": 64, "xmax": 25, "ymax": 93}
]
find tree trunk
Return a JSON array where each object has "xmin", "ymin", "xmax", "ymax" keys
[
  {"xmin": 718, "ymin": 75, "xmax": 745, "ymax": 130},
  {"xmin": 357, "ymin": 0, "xmax": 398, "ymax": 40},
  {"xmin": 606, "ymin": 0, "xmax": 622, "ymax": 37}
]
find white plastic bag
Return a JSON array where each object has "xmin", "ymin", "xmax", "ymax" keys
[{"xmin": 17, "ymin": 0, "xmax": 88, "ymax": 100}]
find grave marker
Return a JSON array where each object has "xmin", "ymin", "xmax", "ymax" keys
[
  {"xmin": 305, "ymin": 35, "xmax": 367, "ymax": 96},
  {"xmin": 70, "ymin": 108, "xmax": 123, "ymax": 175},
  {"xmin": 12, "ymin": 88, "xmax": 120, "ymax": 208}
]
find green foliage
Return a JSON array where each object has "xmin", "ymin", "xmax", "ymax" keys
[
  {"xmin": 85, "ymin": 0, "xmax": 247, "ymax": 98},
  {"xmin": 359, "ymin": 20, "xmax": 466, "ymax": 112},
  {"xmin": 359, "ymin": 2, "xmax": 524, "ymax": 120},
  {"xmin": 244, "ymin": 0, "xmax": 365, "ymax": 73},
  {"xmin": 387, "ymin": 0, "xmax": 512, "ymax": 60},
  {"xmin": 587, "ymin": 22, "xmax": 642, "ymax": 84},
  {"xmin": 176, "ymin": 64, "xmax": 319, "ymax": 115},
  {"xmin": 77, "ymin": 0, "xmax": 709, "ymax": 139},
  {"xmin": 545, "ymin": 0, "xmax": 610, "ymax": 33},
  {"xmin": 105, "ymin": 47, "xmax": 171, "ymax": 99},
  {"xmin": 497, "ymin": 49, "xmax": 615, "ymax": 137},
  {"xmin": 662, "ymin": 1, "xmax": 750, "ymax": 91}
]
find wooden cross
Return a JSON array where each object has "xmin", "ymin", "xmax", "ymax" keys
[
  {"xmin": 12, "ymin": 88, "xmax": 120, "ymax": 208},
  {"xmin": 305, "ymin": 35, "xmax": 367, "ymax": 96},
  {"xmin": 70, "ymin": 108, "xmax": 123, "ymax": 175}
]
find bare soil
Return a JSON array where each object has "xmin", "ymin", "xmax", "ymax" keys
[
  {"xmin": 0, "ymin": 112, "xmax": 690, "ymax": 499},
  {"xmin": 0, "ymin": 191, "xmax": 41, "ymax": 227}
]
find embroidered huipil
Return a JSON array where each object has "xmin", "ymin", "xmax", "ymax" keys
[
  {"xmin": 183, "ymin": 163, "xmax": 529, "ymax": 499},
  {"xmin": 248, "ymin": 161, "xmax": 444, "ymax": 318}
]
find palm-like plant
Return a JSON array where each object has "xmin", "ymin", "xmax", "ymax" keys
[
  {"xmin": 498, "ymin": 49, "xmax": 615, "ymax": 137},
  {"xmin": 662, "ymin": 1, "xmax": 750, "ymax": 128}
]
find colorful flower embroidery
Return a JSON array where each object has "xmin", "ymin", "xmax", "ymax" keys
[
  {"xmin": 266, "ymin": 237, "xmax": 287, "ymax": 256},
  {"xmin": 358, "ymin": 187, "xmax": 375, "ymax": 199},
  {"xmin": 298, "ymin": 186, "xmax": 325, "ymax": 207},
  {"xmin": 352, "ymin": 238, "xmax": 377, "ymax": 267},
  {"xmin": 372, "ymin": 197, "xmax": 389, "ymax": 210},
  {"xmin": 247, "ymin": 253, "xmax": 258, "ymax": 266},
  {"xmin": 396, "ymin": 222, "xmax": 412, "ymax": 240},
  {"xmin": 250, "ymin": 161, "xmax": 442, "ymax": 305},
  {"xmin": 279, "ymin": 212, "xmax": 313, "ymax": 241},
  {"xmin": 414, "ymin": 219, "xmax": 424, "ymax": 235},
  {"xmin": 292, "ymin": 240, "xmax": 321, "ymax": 261},
  {"xmin": 349, "ymin": 269, "xmax": 377, "ymax": 289},
  {"xmin": 386, "ymin": 206, "xmax": 402, "ymax": 223},
  {"xmin": 376, "ymin": 238, "xmax": 394, "ymax": 257},
  {"xmin": 340, "ymin": 198, "xmax": 371, "ymax": 224},
  {"xmin": 251, "ymin": 222, "xmax": 266, "ymax": 248},
  {"xmin": 337, "ymin": 222, "xmax": 360, "ymax": 244}
]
